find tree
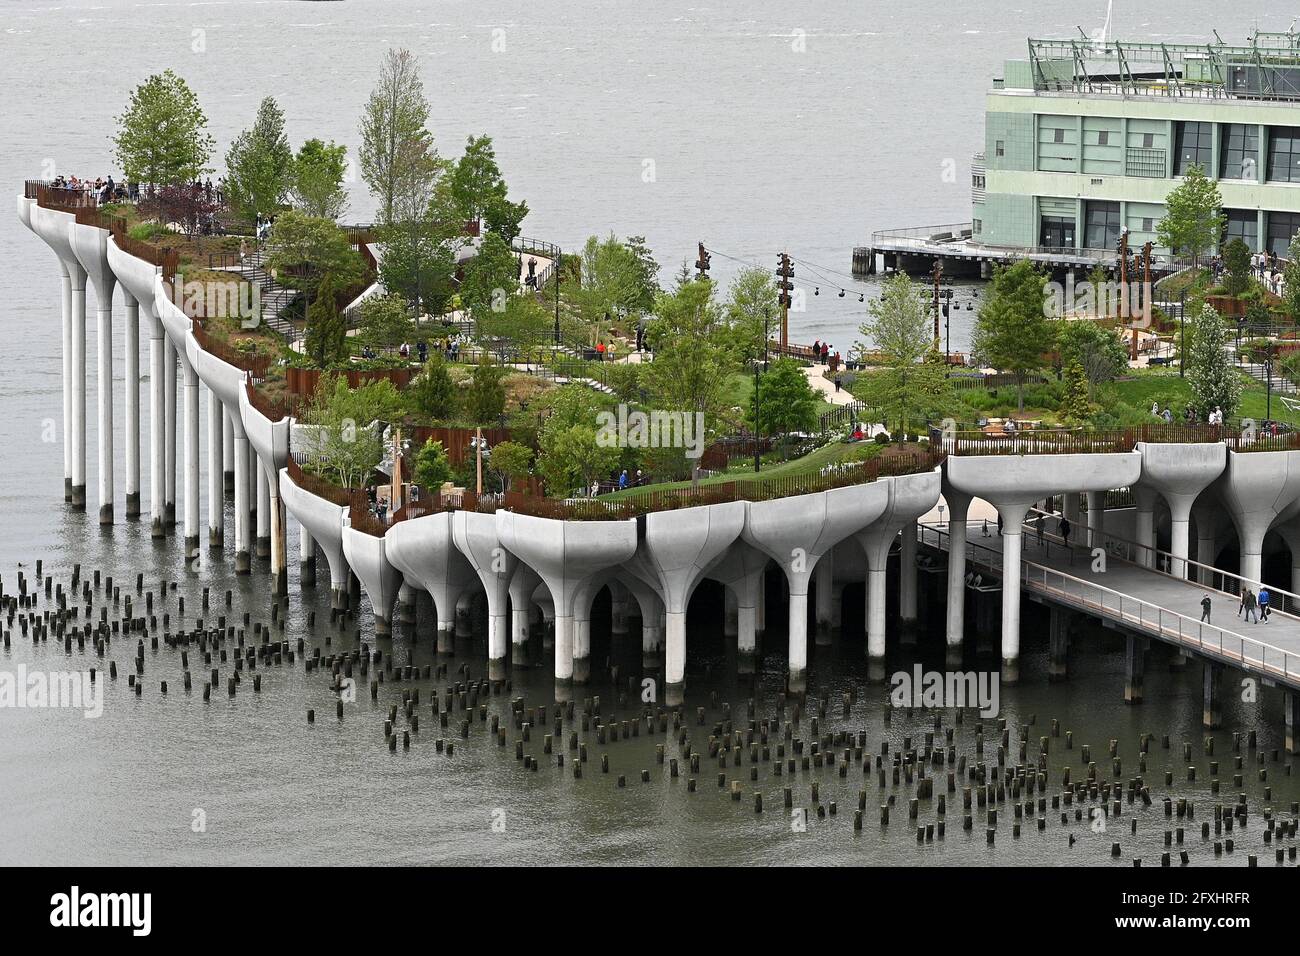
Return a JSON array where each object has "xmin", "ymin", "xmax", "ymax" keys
[
  {"xmin": 1157, "ymin": 165, "xmax": 1224, "ymax": 267},
  {"xmin": 855, "ymin": 273, "xmax": 944, "ymax": 432},
  {"xmin": 223, "ymin": 96, "xmax": 292, "ymax": 225},
  {"xmin": 1284, "ymin": 234, "xmax": 1300, "ymax": 324},
  {"xmin": 412, "ymin": 438, "xmax": 452, "ymax": 492},
  {"xmin": 449, "ymin": 135, "xmax": 528, "ymax": 239},
  {"xmin": 265, "ymin": 211, "xmax": 364, "ymax": 323},
  {"xmin": 303, "ymin": 273, "xmax": 349, "ymax": 368},
  {"xmin": 1058, "ymin": 361, "xmax": 1094, "ymax": 426},
  {"xmin": 306, "ymin": 375, "xmax": 404, "ymax": 488},
  {"xmin": 538, "ymin": 424, "xmax": 619, "ymax": 497},
  {"xmin": 461, "ymin": 232, "xmax": 520, "ymax": 320},
  {"xmin": 113, "ymin": 70, "xmax": 214, "ymax": 186},
  {"xmin": 487, "ymin": 440, "xmax": 533, "ymax": 493},
  {"xmin": 476, "ymin": 293, "xmax": 552, "ymax": 354},
  {"xmin": 1185, "ymin": 303, "xmax": 1241, "ymax": 421},
  {"xmin": 1221, "ymin": 237, "xmax": 1252, "ymax": 297},
  {"xmin": 971, "ymin": 259, "xmax": 1054, "ymax": 411},
  {"xmin": 357, "ymin": 293, "xmax": 413, "ymax": 350},
  {"xmin": 377, "ymin": 194, "xmax": 460, "ymax": 320},
  {"xmin": 358, "ymin": 48, "xmax": 432, "ymax": 223},
  {"xmin": 750, "ymin": 358, "xmax": 818, "ymax": 451},
  {"xmin": 408, "ymin": 354, "xmax": 458, "ymax": 421},
  {"xmin": 290, "ymin": 138, "xmax": 349, "ymax": 220},
  {"xmin": 464, "ymin": 358, "xmax": 507, "ymax": 424},
  {"xmin": 1055, "ymin": 320, "xmax": 1127, "ymax": 399},
  {"xmin": 724, "ymin": 266, "xmax": 779, "ymax": 363}
]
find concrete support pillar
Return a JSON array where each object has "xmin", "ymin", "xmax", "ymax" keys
[
  {"xmin": 1286, "ymin": 690, "xmax": 1300, "ymax": 755},
  {"xmin": 232, "ymin": 420, "xmax": 251, "ymax": 574},
  {"xmin": 455, "ymin": 592, "xmax": 474, "ymax": 638},
  {"xmin": 299, "ymin": 522, "xmax": 316, "ymax": 587},
  {"xmin": 266, "ymin": 461, "xmax": 288, "ymax": 597},
  {"xmin": 787, "ymin": 588, "xmax": 809, "ymax": 693},
  {"xmin": 255, "ymin": 464, "xmax": 271, "ymax": 560},
  {"xmin": 1124, "ymin": 634, "xmax": 1144, "ymax": 703},
  {"xmin": 182, "ymin": 359, "xmax": 200, "ymax": 553},
  {"xmin": 609, "ymin": 580, "xmax": 629, "ymax": 635},
  {"xmin": 1134, "ymin": 487, "xmax": 1157, "ymax": 568},
  {"xmin": 1085, "ymin": 490, "xmax": 1104, "ymax": 549},
  {"xmin": 554, "ymin": 615, "xmax": 574, "ymax": 694},
  {"xmin": 944, "ymin": 492, "xmax": 972, "ymax": 667},
  {"xmin": 1063, "ymin": 490, "xmax": 1081, "ymax": 527},
  {"xmin": 1239, "ymin": 540, "xmax": 1264, "ymax": 592},
  {"xmin": 123, "ymin": 293, "xmax": 140, "ymax": 517},
  {"xmin": 1168, "ymin": 499, "xmax": 1194, "ymax": 580},
  {"xmin": 222, "ymin": 407, "xmax": 234, "ymax": 493},
  {"xmin": 95, "ymin": 292, "xmax": 114, "ymax": 524},
  {"xmin": 70, "ymin": 273, "xmax": 87, "ymax": 509},
  {"xmin": 665, "ymin": 610, "xmax": 686, "ymax": 699},
  {"xmin": 1203, "ymin": 662, "xmax": 1222, "ymax": 729},
  {"xmin": 148, "ymin": 316, "xmax": 164, "ymax": 537},
  {"xmin": 814, "ymin": 552, "xmax": 834, "ymax": 645},
  {"xmin": 998, "ymin": 502, "xmax": 1030, "ymax": 684},
  {"xmin": 754, "ymin": 576, "xmax": 766, "ymax": 637},
  {"xmin": 163, "ymin": 337, "xmax": 177, "ymax": 526},
  {"xmin": 899, "ymin": 519, "xmax": 918, "ymax": 623},
  {"xmin": 1196, "ymin": 522, "xmax": 1217, "ymax": 588},
  {"xmin": 60, "ymin": 270, "xmax": 73, "ymax": 501},
  {"xmin": 207, "ymin": 391, "xmax": 223, "ymax": 548},
  {"xmin": 865, "ymin": 563, "xmax": 888, "ymax": 663},
  {"xmin": 723, "ymin": 586, "xmax": 738, "ymax": 637},
  {"xmin": 1048, "ymin": 606, "xmax": 1070, "ymax": 682}
]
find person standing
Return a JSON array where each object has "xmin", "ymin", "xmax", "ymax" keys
[
  {"xmin": 1201, "ymin": 593, "xmax": 1212, "ymax": 623},
  {"xmin": 1258, "ymin": 586, "xmax": 1271, "ymax": 622},
  {"xmin": 1242, "ymin": 588, "xmax": 1258, "ymax": 623},
  {"xmin": 1059, "ymin": 516, "xmax": 1072, "ymax": 549}
]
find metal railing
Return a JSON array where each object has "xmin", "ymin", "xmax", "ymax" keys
[
  {"xmin": 936, "ymin": 423, "xmax": 1300, "ymax": 455},
  {"xmin": 919, "ymin": 521, "xmax": 1300, "ymax": 683}
]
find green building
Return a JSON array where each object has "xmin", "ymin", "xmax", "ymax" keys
[{"xmin": 976, "ymin": 31, "xmax": 1300, "ymax": 258}]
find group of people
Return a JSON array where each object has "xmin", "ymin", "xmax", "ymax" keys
[
  {"xmin": 590, "ymin": 469, "xmax": 646, "ymax": 496},
  {"xmin": 52, "ymin": 174, "xmax": 132, "ymax": 204},
  {"xmin": 1238, "ymin": 586, "xmax": 1272, "ymax": 623},
  {"xmin": 810, "ymin": 340, "xmax": 841, "ymax": 371}
]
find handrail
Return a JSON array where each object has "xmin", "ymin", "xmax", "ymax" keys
[
  {"xmin": 937, "ymin": 423, "xmax": 1300, "ymax": 455},
  {"xmin": 919, "ymin": 521, "xmax": 1300, "ymax": 682}
]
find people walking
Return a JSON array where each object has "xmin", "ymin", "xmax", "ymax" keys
[
  {"xmin": 1059, "ymin": 516, "xmax": 1071, "ymax": 549},
  {"xmin": 1240, "ymin": 587, "xmax": 1258, "ymax": 623},
  {"xmin": 1259, "ymin": 586, "xmax": 1271, "ymax": 622},
  {"xmin": 1201, "ymin": 593, "xmax": 1212, "ymax": 623}
]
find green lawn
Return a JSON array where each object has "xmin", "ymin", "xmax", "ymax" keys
[{"xmin": 1110, "ymin": 370, "xmax": 1298, "ymax": 426}]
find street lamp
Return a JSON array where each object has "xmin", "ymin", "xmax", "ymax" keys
[
  {"xmin": 1267, "ymin": 349, "xmax": 1274, "ymax": 421},
  {"xmin": 754, "ymin": 308, "xmax": 773, "ymax": 473},
  {"xmin": 1179, "ymin": 290, "xmax": 1187, "ymax": 378}
]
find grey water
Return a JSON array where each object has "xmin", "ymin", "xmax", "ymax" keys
[{"xmin": 0, "ymin": 0, "xmax": 1295, "ymax": 866}]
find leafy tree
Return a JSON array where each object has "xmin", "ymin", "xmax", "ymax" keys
[
  {"xmin": 1157, "ymin": 165, "xmax": 1224, "ymax": 268},
  {"xmin": 622, "ymin": 236, "xmax": 660, "ymax": 315},
  {"xmin": 358, "ymin": 48, "xmax": 433, "ymax": 223},
  {"xmin": 750, "ymin": 358, "xmax": 817, "ymax": 452},
  {"xmin": 724, "ymin": 266, "xmax": 779, "ymax": 363},
  {"xmin": 855, "ymin": 272, "xmax": 946, "ymax": 432},
  {"xmin": 573, "ymin": 233, "xmax": 660, "ymax": 327},
  {"xmin": 971, "ymin": 259, "xmax": 1054, "ymax": 411},
  {"xmin": 464, "ymin": 358, "xmax": 507, "ymax": 424},
  {"xmin": 1055, "ymin": 320, "xmax": 1127, "ymax": 399},
  {"xmin": 113, "ymin": 70, "xmax": 215, "ymax": 186},
  {"xmin": 412, "ymin": 438, "xmax": 452, "ymax": 492},
  {"xmin": 487, "ymin": 440, "xmax": 533, "ymax": 493},
  {"xmin": 290, "ymin": 138, "xmax": 349, "ymax": 220},
  {"xmin": 476, "ymin": 293, "xmax": 552, "ymax": 354},
  {"xmin": 265, "ymin": 211, "xmax": 364, "ymax": 322},
  {"xmin": 303, "ymin": 273, "xmax": 349, "ymax": 367},
  {"xmin": 1284, "ymin": 234, "xmax": 1300, "ymax": 324},
  {"xmin": 1185, "ymin": 303, "xmax": 1241, "ymax": 420},
  {"xmin": 223, "ymin": 96, "xmax": 292, "ymax": 225},
  {"xmin": 1058, "ymin": 360, "xmax": 1094, "ymax": 426},
  {"xmin": 605, "ymin": 363, "xmax": 641, "ymax": 404},
  {"xmin": 643, "ymin": 278, "xmax": 733, "ymax": 429},
  {"xmin": 358, "ymin": 293, "xmax": 413, "ymax": 350},
  {"xmin": 538, "ymin": 424, "xmax": 619, "ymax": 497},
  {"xmin": 1221, "ymin": 237, "xmax": 1252, "ymax": 297},
  {"xmin": 408, "ymin": 354, "xmax": 458, "ymax": 421},
  {"xmin": 448, "ymin": 135, "xmax": 528, "ymax": 240},
  {"xmin": 461, "ymin": 232, "xmax": 520, "ymax": 320},
  {"xmin": 306, "ymin": 376, "xmax": 404, "ymax": 488},
  {"xmin": 377, "ymin": 190, "xmax": 459, "ymax": 320}
]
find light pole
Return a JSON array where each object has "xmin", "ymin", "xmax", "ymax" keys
[
  {"xmin": 1267, "ymin": 349, "xmax": 1274, "ymax": 421},
  {"xmin": 754, "ymin": 309, "xmax": 773, "ymax": 473},
  {"xmin": 1179, "ymin": 290, "xmax": 1186, "ymax": 377}
]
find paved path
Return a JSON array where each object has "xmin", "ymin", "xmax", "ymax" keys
[
  {"xmin": 922, "ymin": 520, "xmax": 1300, "ymax": 686},
  {"xmin": 803, "ymin": 363, "xmax": 855, "ymax": 406}
]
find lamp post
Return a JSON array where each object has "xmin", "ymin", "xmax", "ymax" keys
[
  {"xmin": 1179, "ymin": 290, "xmax": 1186, "ymax": 377},
  {"xmin": 754, "ymin": 308, "xmax": 773, "ymax": 473},
  {"xmin": 1267, "ymin": 350, "xmax": 1274, "ymax": 421}
]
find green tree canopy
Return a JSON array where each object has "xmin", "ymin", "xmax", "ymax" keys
[
  {"xmin": 1221, "ymin": 237, "xmax": 1252, "ymax": 297},
  {"xmin": 408, "ymin": 354, "xmax": 458, "ymax": 421},
  {"xmin": 290, "ymin": 138, "xmax": 349, "ymax": 220},
  {"xmin": 461, "ymin": 232, "xmax": 520, "ymax": 320},
  {"xmin": 359, "ymin": 48, "xmax": 433, "ymax": 223},
  {"xmin": 1185, "ymin": 303, "xmax": 1241, "ymax": 421},
  {"xmin": 1157, "ymin": 164, "xmax": 1224, "ymax": 265},
  {"xmin": 448, "ymin": 135, "xmax": 529, "ymax": 241},
  {"xmin": 750, "ymin": 358, "xmax": 818, "ymax": 449},
  {"xmin": 487, "ymin": 440, "xmax": 533, "ymax": 493},
  {"xmin": 303, "ymin": 273, "xmax": 349, "ymax": 368},
  {"xmin": 358, "ymin": 293, "xmax": 414, "ymax": 350},
  {"xmin": 1055, "ymin": 320, "xmax": 1128, "ymax": 399},
  {"xmin": 224, "ymin": 96, "xmax": 292, "ymax": 224},
  {"xmin": 412, "ymin": 438, "xmax": 452, "ymax": 492},
  {"xmin": 266, "ymin": 211, "xmax": 364, "ymax": 319},
  {"xmin": 724, "ymin": 266, "xmax": 779, "ymax": 363},
  {"xmin": 971, "ymin": 259, "xmax": 1054, "ymax": 411},
  {"xmin": 113, "ymin": 70, "xmax": 215, "ymax": 186},
  {"xmin": 855, "ymin": 272, "xmax": 946, "ymax": 432},
  {"xmin": 306, "ymin": 375, "xmax": 404, "ymax": 488},
  {"xmin": 464, "ymin": 358, "xmax": 507, "ymax": 424}
]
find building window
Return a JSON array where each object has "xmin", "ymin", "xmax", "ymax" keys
[
  {"xmin": 1268, "ymin": 126, "xmax": 1300, "ymax": 183},
  {"xmin": 1220, "ymin": 124, "xmax": 1259, "ymax": 180},
  {"xmin": 1267, "ymin": 211, "xmax": 1300, "ymax": 256},
  {"xmin": 1142, "ymin": 132, "xmax": 1155, "ymax": 148},
  {"xmin": 972, "ymin": 219, "xmax": 982, "ymax": 235},
  {"xmin": 1039, "ymin": 216, "xmax": 1075, "ymax": 249},
  {"xmin": 1084, "ymin": 200, "xmax": 1121, "ymax": 249},
  {"xmin": 1053, "ymin": 127, "xmax": 1065, "ymax": 143},
  {"xmin": 1174, "ymin": 121, "xmax": 1213, "ymax": 175},
  {"xmin": 1097, "ymin": 130, "xmax": 1109, "ymax": 146},
  {"xmin": 1142, "ymin": 217, "xmax": 1154, "ymax": 232},
  {"xmin": 1223, "ymin": 209, "xmax": 1259, "ymax": 251},
  {"xmin": 995, "ymin": 140, "xmax": 1005, "ymax": 158}
]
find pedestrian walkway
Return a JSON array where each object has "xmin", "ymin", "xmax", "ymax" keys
[{"xmin": 803, "ymin": 363, "xmax": 855, "ymax": 407}]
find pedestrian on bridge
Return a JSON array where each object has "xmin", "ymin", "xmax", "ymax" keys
[
  {"xmin": 1240, "ymin": 588, "xmax": 1258, "ymax": 623},
  {"xmin": 1201, "ymin": 593, "xmax": 1212, "ymax": 623},
  {"xmin": 1259, "ymin": 587, "xmax": 1271, "ymax": 622},
  {"xmin": 1059, "ymin": 516, "xmax": 1072, "ymax": 552}
]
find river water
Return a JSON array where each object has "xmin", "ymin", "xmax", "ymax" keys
[{"xmin": 1, "ymin": 0, "xmax": 1296, "ymax": 866}]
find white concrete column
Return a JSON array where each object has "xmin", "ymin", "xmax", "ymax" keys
[
  {"xmin": 232, "ymin": 418, "xmax": 251, "ymax": 573},
  {"xmin": 511, "ymin": 600, "xmax": 531, "ymax": 648},
  {"xmin": 724, "ymin": 586, "xmax": 738, "ymax": 637},
  {"xmin": 183, "ymin": 358, "xmax": 200, "ymax": 551},
  {"xmin": 207, "ymin": 389, "xmax": 223, "ymax": 548},
  {"xmin": 665, "ymin": 610, "xmax": 686, "ymax": 690},
  {"xmin": 899, "ymin": 519, "xmax": 918, "ymax": 622},
  {"xmin": 998, "ymin": 502, "xmax": 1030, "ymax": 684},
  {"xmin": 944, "ymin": 493, "xmax": 972, "ymax": 656},
  {"xmin": 255, "ymin": 461, "xmax": 271, "ymax": 559},
  {"xmin": 1134, "ymin": 487, "xmax": 1157, "ymax": 568},
  {"xmin": 554, "ymin": 614, "xmax": 574, "ymax": 685},
  {"xmin": 299, "ymin": 522, "xmax": 316, "ymax": 586},
  {"xmin": 814, "ymin": 553, "xmax": 834, "ymax": 644},
  {"xmin": 95, "ymin": 289, "xmax": 114, "ymax": 524},
  {"xmin": 163, "ymin": 337, "xmax": 177, "ymax": 526},
  {"xmin": 865, "ymin": 564, "xmax": 887, "ymax": 659},
  {"xmin": 60, "ymin": 269, "xmax": 72, "ymax": 501},
  {"xmin": 1085, "ymin": 490, "xmax": 1104, "ymax": 549},
  {"xmin": 1063, "ymin": 490, "xmax": 1081, "ymax": 526},
  {"xmin": 1168, "ymin": 499, "xmax": 1193, "ymax": 579},
  {"xmin": 609, "ymin": 580, "xmax": 630, "ymax": 635},
  {"xmin": 124, "ymin": 293, "xmax": 140, "ymax": 517},
  {"xmin": 1196, "ymin": 524, "xmax": 1217, "ymax": 588},
  {"xmin": 787, "ymin": 588, "xmax": 809, "ymax": 689},
  {"xmin": 70, "ymin": 271, "xmax": 87, "ymax": 509},
  {"xmin": 736, "ymin": 604, "xmax": 756, "ymax": 655},
  {"xmin": 266, "ymin": 460, "xmax": 287, "ymax": 596},
  {"xmin": 222, "ymin": 407, "xmax": 234, "ymax": 492},
  {"xmin": 149, "ymin": 315, "xmax": 164, "ymax": 536}
]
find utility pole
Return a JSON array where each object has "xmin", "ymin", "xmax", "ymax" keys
[
  {"xmin": 776, "ymin": 253, "xmax": 794, "ymax": 352},
  {"xmin": 553, "ymin": 245, "xmax": 562, "ymax": 346},
  {"xmin": 1142, "ymin": 240, "xmax": 1153, "ymax": 327},
  {"xmin": 754, "ymin": 309, "xmax": 772, "ymax": 473},
  {"xmin": 931, "ymin": 259, "xmax": 943, "ymax": 347},
  {"xmin": 695, "ymin": 241, "xmax": 711, "ymax": 281}
]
